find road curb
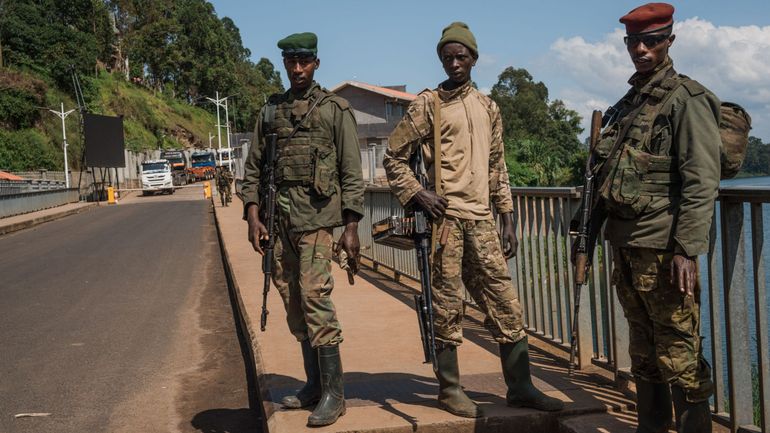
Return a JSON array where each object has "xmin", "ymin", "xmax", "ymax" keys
[
  {"xmin": 0, "ymin": 203, "xmax": 98, "ymax": 237},
  {"xmin": 211, "ymin": 201, "xmax": 272, "ymax": 433}
]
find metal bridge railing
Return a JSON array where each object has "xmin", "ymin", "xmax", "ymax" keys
[{"xmin": 358, "ymin": 185, "xmax": 770, "ymax": 433}]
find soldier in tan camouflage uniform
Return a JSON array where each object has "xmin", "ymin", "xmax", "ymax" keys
[
  {"xmin": 384, "ymin": 22, "xmax": 563, "ymax": 418},
  {"xmin": 580, "ymin": 4, "xmax": 719, "ymax": 432},
  {"xmin": 241, "ymin": 32, "xmax": 364, "ymax": 427}
]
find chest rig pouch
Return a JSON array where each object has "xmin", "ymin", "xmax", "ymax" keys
[
  {"xmin": 596, "ymin": 73, "xmax": 685, "ymax": 219},
  {"xmin": 265, "ymin": 91, "xmax": 336, "ymax": 198}
]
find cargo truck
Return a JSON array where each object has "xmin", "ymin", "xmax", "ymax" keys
[
  {"xmin": 141, "ymin": 159, "xmax": 174, "ymax": 195},
  {"xmin": 160, "ymin": 150, "xmax": 189, "ymax": 185},
  {"xmin": 187, "ymin": 151, "xmax": 216, "ymax": 181}
]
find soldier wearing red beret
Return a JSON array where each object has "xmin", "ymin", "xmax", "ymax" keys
[{"xmin": 578, "ymin": 3, "xmax": 720, "ymax": 433}]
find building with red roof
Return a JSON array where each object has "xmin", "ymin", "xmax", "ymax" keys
[{"xmin": 331, "ymin": 81, "xmax": 417, "ymax": 183}]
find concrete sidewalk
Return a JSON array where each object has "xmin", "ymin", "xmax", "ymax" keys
[
  {"xmin": 0, "ymin": 201, "xmax": 98, "ymax": 236},
  {"xmin": 212, "ymin": 199, "xmax": 640, "ymax": 433}
]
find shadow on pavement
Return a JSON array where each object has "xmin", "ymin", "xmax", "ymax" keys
[
  {"xmin": 266, "ymin": 371, "xmax": 505, "ymax": 429},
  {"xmin": 190, "ymin": 408, "xmax": 260, "ymax": 433}
]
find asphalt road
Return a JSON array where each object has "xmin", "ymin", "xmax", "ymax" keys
[{"xmin": 0, "ymin": 189, "xmax": 260, "ymax": 432}]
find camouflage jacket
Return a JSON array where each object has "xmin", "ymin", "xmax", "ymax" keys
[
  {"xmin": 596, "ymin": 58, "xmax": 721, "ymax": 257},
  {"xmin": 383, "ymin": 81, "xmax": 513, "ymax": 220},
  {"xmin": 241, "ymin": 82, "xmax": 364, "ymax": 232}
]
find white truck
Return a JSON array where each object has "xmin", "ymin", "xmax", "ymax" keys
[{"xmin": 141, "ymin": 159, "xmax": 174, "ymax": 195}]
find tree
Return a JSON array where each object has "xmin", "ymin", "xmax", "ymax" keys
[
  {"xmin": 490, "ymin": 66, "xmax": 583, "ymax": 186},
  {"xmin": 741, "ymin": 136, "xmax": 770, "ymax": 176}
]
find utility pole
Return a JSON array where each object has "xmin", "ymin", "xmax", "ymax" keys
[
  {"xmin": 48, "ymin": 103, "xmax": 76, "ymax": 188},
  {"xmin": 223, "ymin": 98, "xmax": 232, "ymax": 171},
  {"xmin": 208, "ymin": 132, "xmax": 215, "ymax": 149},
  {"xmin": 205, "ymin": 91, "xmax": 226, "ymax": 167}
]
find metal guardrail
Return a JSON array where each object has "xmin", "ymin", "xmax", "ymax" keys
[
  {"xmin": 359, "ymin": 185, "xmax": 770, "ymax": 433},
  {"xmin": 0, "ymin": 188, "xmax": 80, "ymax": 218},
  {"xmin": 1, "ymin": 180, "xmax": 67, "ymax": 196}
]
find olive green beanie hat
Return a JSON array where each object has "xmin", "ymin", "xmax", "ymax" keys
[{"xmin": 436, "ymin": 22, "xmax": 478, "ymax": 59}]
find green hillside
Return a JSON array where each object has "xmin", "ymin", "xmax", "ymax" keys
[
  {"xmin": 0, "ymin": 68, "xmax": 224, "ymax": 172},
  {"xmin": 0, "ymin": 0, "xmax": 283, "ymax": 172}
]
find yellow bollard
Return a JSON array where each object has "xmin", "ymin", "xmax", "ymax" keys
[
  {"xmin": 107, "ymin": 186, "xmax": 117, "ymax": 204},
  {"xmin": 204, "ymin": 181, "xmax": 212, "ymax": 199}
]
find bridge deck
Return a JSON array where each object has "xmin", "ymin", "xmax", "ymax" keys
[{"xmin": 213, "ymin": 200, "xmax": 640, "ymax": 433}]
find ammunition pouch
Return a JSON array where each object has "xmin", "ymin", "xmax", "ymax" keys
[{"xmin": 600, "ymin": 146, "xmax": 680, "ymax": 219}]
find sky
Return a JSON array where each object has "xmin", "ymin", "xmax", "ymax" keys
[{"xmin": 209, "ymin": 0, "xmax": 770, "ymax": 141}]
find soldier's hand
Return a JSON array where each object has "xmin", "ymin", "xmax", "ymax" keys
[
  {"xmin": 336, "ymin": 222, "xmax": 360, "ymax": 276},
  {"xmin": 246, "ymin": 205, "xmax": 269, "ymax": 255},
  {"xmin": 670, "ymin": 254, "xmax": 697, "ymax": 297},
  {"xmin": 500, "ymin": 213, "xmax": 518, "ymax": 259},
  {"xmin": 412, "ymin": 189, "xmax": 448, "ymax": 219}
]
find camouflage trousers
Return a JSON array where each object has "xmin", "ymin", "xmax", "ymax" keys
[
  {"xmin": 218, "ymin": 186, "xmax": 231, "ymax": 204},
  {"xmin": 272, "ymin": 215, "xmax": 342, "ymax": 348},
  {"xmin": 612, "ymin": 247, "xmax": 713, "ymax": 402},
  {"xmin": 431, "ymin": 217, "xmax": 526, "ymax": 347}
]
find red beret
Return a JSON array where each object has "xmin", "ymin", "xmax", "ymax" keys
[{"xmin": 620, "ymin": 3, "xmax": 675, "ymax": 35}]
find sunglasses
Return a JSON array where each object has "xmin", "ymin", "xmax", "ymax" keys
[{"xmin": 623, "ymin": 33, "xmax": 671, "ymax": 48}]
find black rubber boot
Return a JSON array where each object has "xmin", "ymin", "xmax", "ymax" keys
[
  {"xmin": 635, "ymin": 380, "xmax": 672, "ymax": 433},
  {"xmin": 307, "ymin": 345, "xmax": 345, "ymax": 427},
  {"xmin": 281, "ymin": 339, "xmax": 321, "ymax": 409},
  {"xmin": 435, "ymin": 345, "xmax": 483, "ymax": 418},
  {"xmin": 672, "ymin": 385, "xmax": 712, "ymax": 433},
  {"xmin": 500, "ymin": 338, "xmax": 564, "ymax": 411}
]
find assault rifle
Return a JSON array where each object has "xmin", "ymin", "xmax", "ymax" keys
[
  {"xmin": 259, "ymin": 133, "xmax": 279, "ymax": 332},
  {"xmin": 569, "ymin": 110, "xmax": 603, "ymax": 375},
  {"xmin": 411, "ymin": 149, "xmax": 439, "ymax": 372}
]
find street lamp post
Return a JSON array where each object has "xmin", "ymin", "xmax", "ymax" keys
[
  {"xmin": 205, "ymin": 91, "xmax": 225, "ymax": 167},
  {"xmin": 223, "ymin": 98, "xmax": 232, "ymax": 171},
  {"xmin": 48, "ymin": 102, "xmax": 76, "ymax": 188},
  {"xmin": 205, "ymin": 92, "xmax": 237, "ymax": 171}
]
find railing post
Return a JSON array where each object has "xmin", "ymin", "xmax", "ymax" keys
[
  {"xmin": 707, "ymin": 212, "xmax": 727, "ymax": 415},
  {"xmin": 720, "ymin": 199, "xmax": 753, "ymax": 431},
  {"xmin": 751, "ymin": 203, "xmax": 769, "ymax": 432}
]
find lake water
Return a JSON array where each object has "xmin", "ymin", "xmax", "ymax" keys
[{"xmin": 698, "ymin": 176, "xmax": 770, "ymax": 394}]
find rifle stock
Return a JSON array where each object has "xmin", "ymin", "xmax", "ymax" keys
[
  {"xmin": 569, "ymin": 110, "xmax": 602, "ymax": 375},
  {"xmin": 259, "ymin": 133, "xmax": 278, "ymax": 332}
]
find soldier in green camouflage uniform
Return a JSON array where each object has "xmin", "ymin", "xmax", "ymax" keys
[
  {"xmin": 216, "ymin": 166, "xmax": 233, "ymax": 206},
  {"xmin": 241, "ymin": 32, "xmax": 364, "ymax": 427},
  {"xmin": 384, "ymin": 22, "xmax": 563, "ymax": 419},
  {"xmin": 584, "ymin": 4, "xmax": 719, "ymax": 432}
]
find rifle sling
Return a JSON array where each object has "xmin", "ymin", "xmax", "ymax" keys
[
  {"xmin": 431, "ymin": 92, "xmax": 442, "ymax": 257},
  {"xmin": 596, "ymin": 96, "xmax": 649, "ymax": 185}
]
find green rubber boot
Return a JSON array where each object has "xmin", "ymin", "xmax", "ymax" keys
[
  {"xmin": 307, "ymin": 345, "xmax": 345, "ymax": 427},
  {"xmin": 672, "ymin": 385, "xmax": 712, "ymax": 433},
  {"xmin": 500, "ymin": 338, "xmax": 564, "ymax": 411},
  {"xmin": 435, "ymin": 345, "xmax": 483, "ymax": 418},
  {"xmin": 635, "ymin": 380, "xmax": 672, "ymax": 433},
  {"xmin": 281, "ymin": 339, "xmax": 321, "ymax": 409}
]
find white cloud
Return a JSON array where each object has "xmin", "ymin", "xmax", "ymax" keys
[{"xmin": 548, "ymin": 18, "xmax": 770, "ymax": 141}]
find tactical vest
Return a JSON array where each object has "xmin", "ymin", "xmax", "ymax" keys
[
  {"xmin": 596, "ymin": 73, "xmax": 686, "ymax": 219},
  {"xmin": 264, "ymin": 88, "xmax": 338, "ymax": 198}
]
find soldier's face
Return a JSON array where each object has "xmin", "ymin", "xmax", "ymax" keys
[
  {"xmin": 626, "ymin": 31, "xmax": 675, "ymax": 74},
  {"xmin": 440, "ymin": 43, "xmax": 476, "ymax": 85},
  {"xmin": 284, "ymin": 56, "xmax": 319, "ymax": 92}
]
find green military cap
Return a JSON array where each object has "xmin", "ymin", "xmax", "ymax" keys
[{"xmin": 277, "ymin": 32, "xmax": 318, "ymax": 57}]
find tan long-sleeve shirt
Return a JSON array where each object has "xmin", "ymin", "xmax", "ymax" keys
[{"xmin": 383, "ymin": 81, "xmax": 513, "ymax": 220}]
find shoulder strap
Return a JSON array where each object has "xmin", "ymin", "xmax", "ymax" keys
[
  {"xmin": 432, "ymin": 91, "xmax": 442, "ymax": 197},
  {"xmin": 287, "ymin": 93, "xmax": 323, "ymax": 141},
  {"xmin": 596, "ymin": 96, "xmax": 650, "ymax": 181}
]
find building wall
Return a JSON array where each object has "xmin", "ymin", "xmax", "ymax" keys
[{"xmin": 335, "ymin": 87, "xmax": 387, "ymax": 124}]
